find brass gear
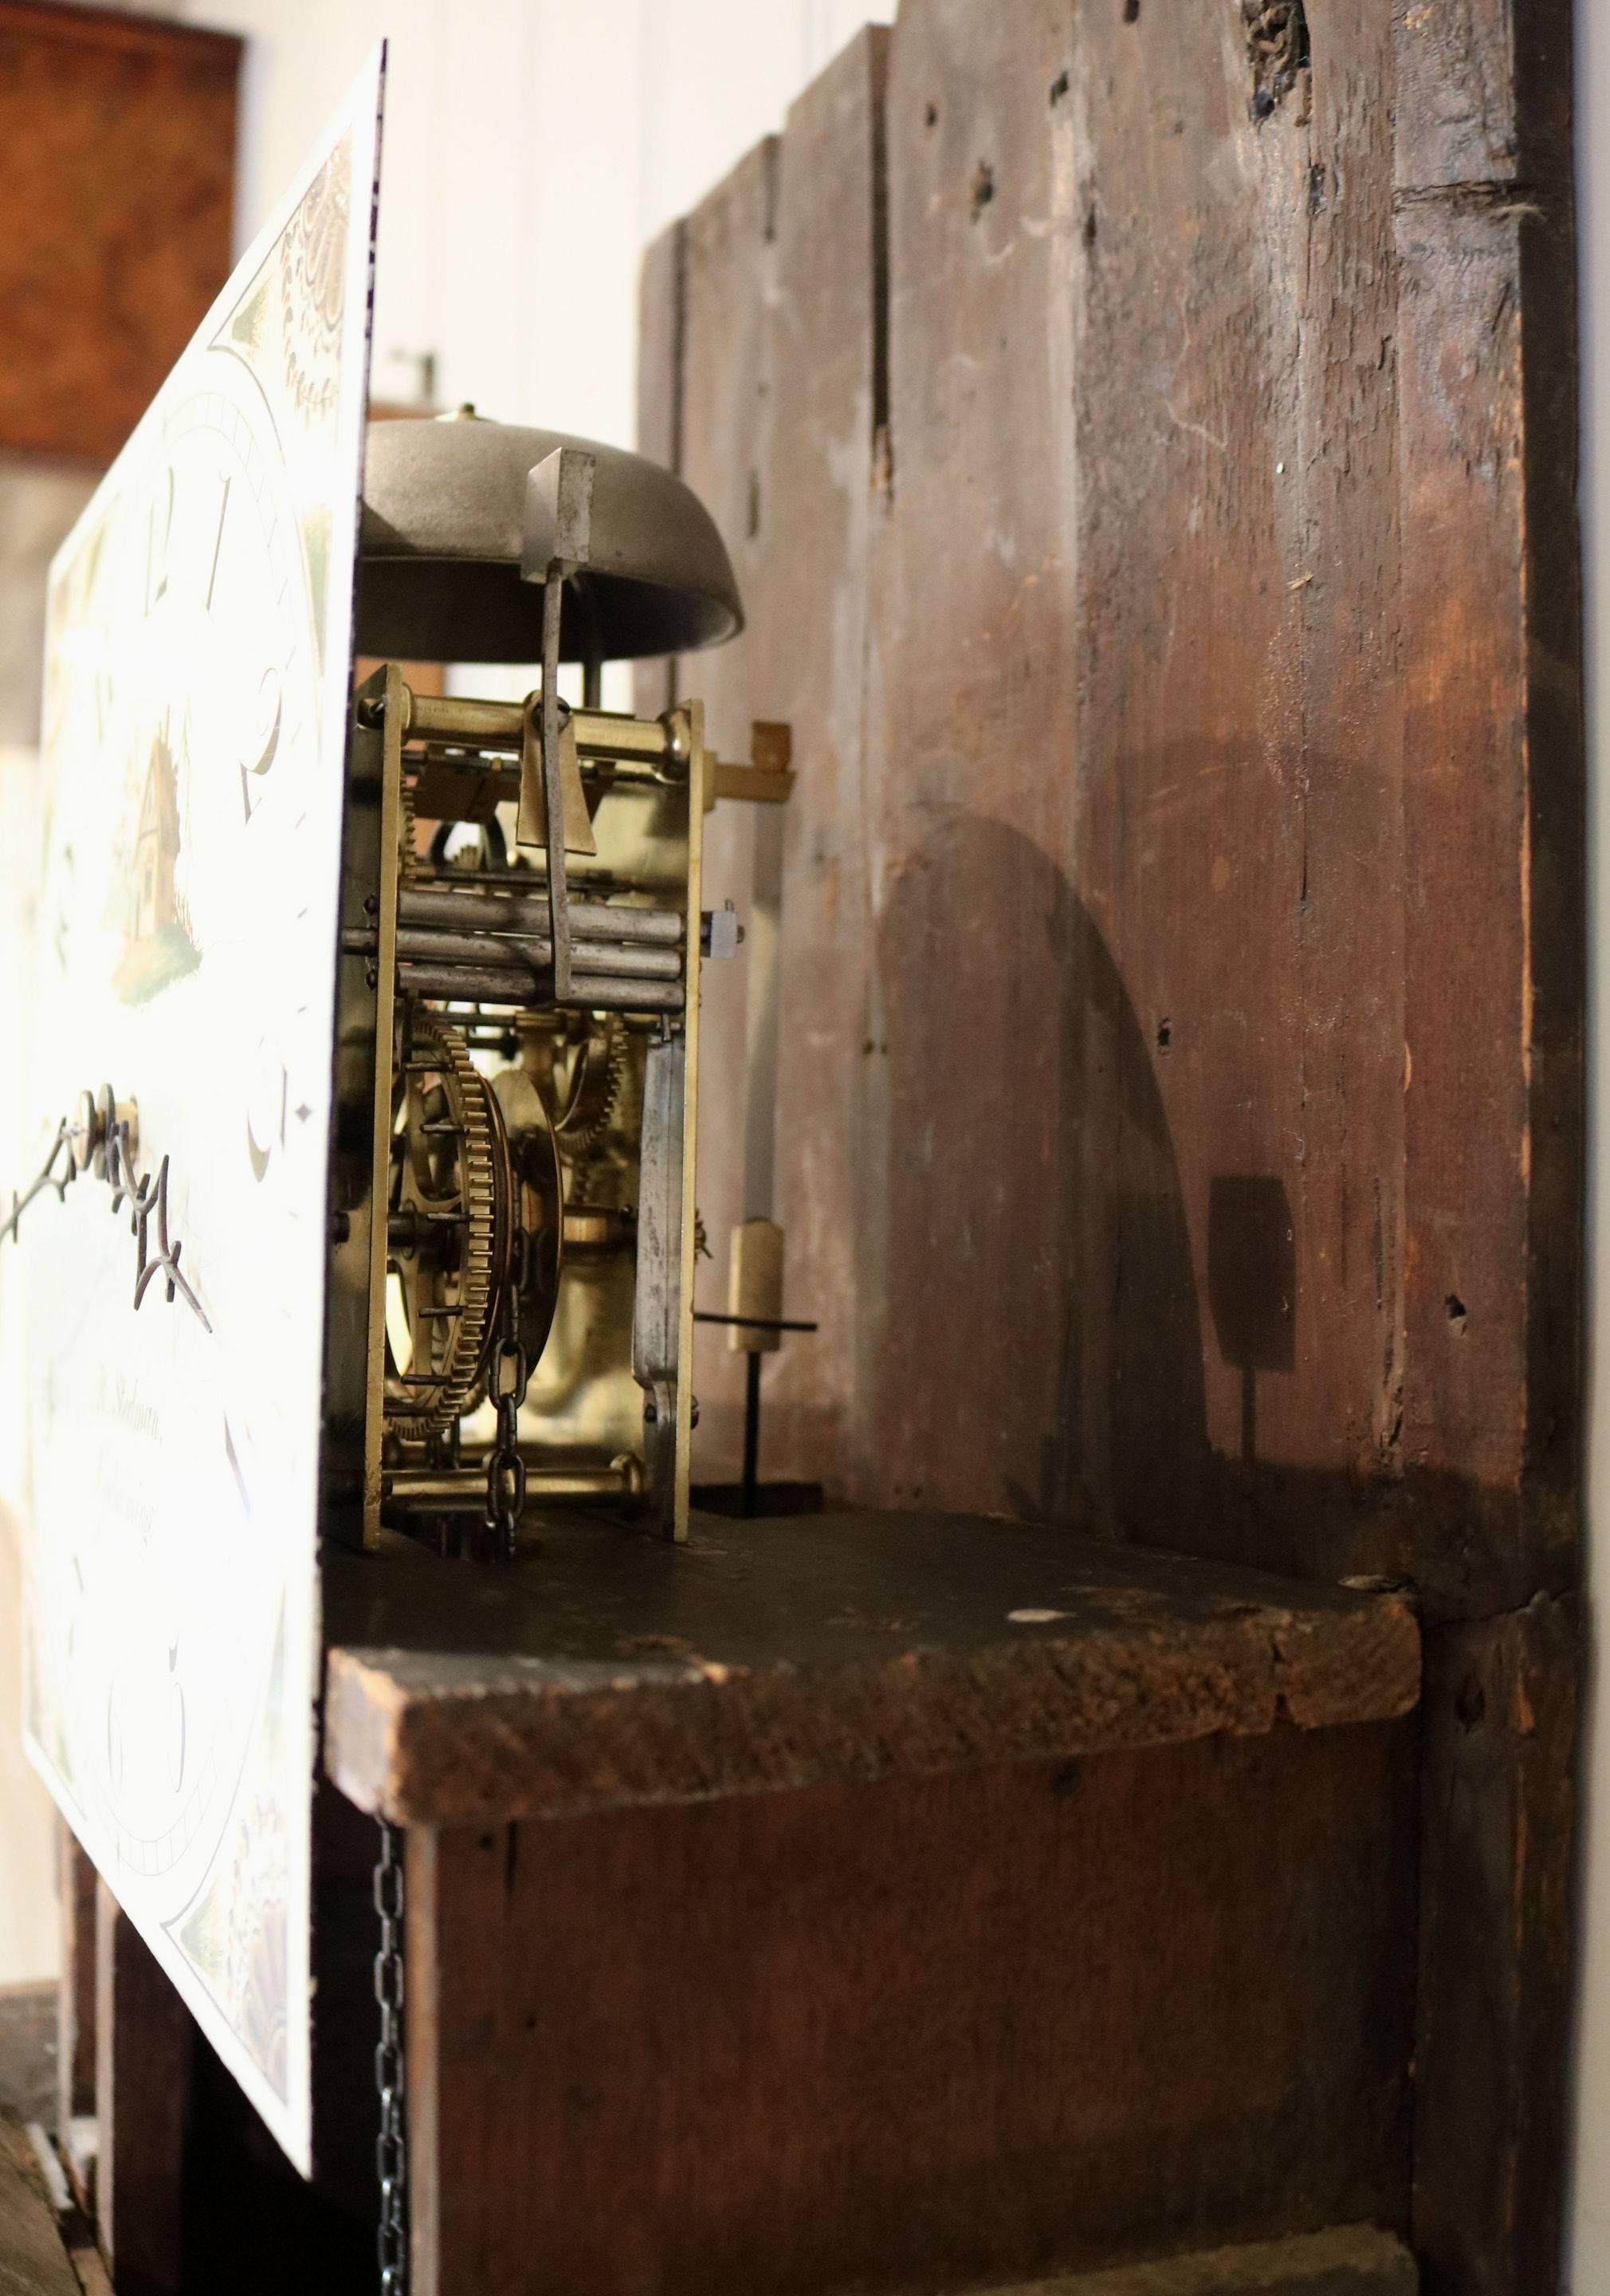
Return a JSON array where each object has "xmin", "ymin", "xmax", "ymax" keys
[
  {"xmin": 398, "ymin": 776, "xmax": 418, "ymax": 886},
  {"xmin": 553, "ymin": 1012, "xmax": 628, "ymax": 1162},
  {"xmin": 385, "ymin": 1015, "xmax": 505, "ymax": 1440},
  {"xmin": 492, "ymin": 1066, "xmax": 564, "ymax": 1371}
]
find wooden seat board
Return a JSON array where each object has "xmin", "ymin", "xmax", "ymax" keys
[{"xmin": 324, "ymin": 1508, "xmax": 1418, "ymax": 1824}]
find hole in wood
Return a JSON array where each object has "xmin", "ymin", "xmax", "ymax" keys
[
  {"xmin": 1050, "ymin": 68, "xmax": 1070, "ymax": 100},
  {"xmin": 970, "ymin": 160, "xmax": 995, "ymax": 222},
  {"xmin": 1445, "ymin": 1293, "xmax": 1467, "ymax": 1331},
  {"xmin": 1456, "ymin": 1673, "xmax": 1486, "ymax": 1730},
  {"xmin": 1243, "ymin": 0, "xmax": 1310, "ymax": 120},
  {"xmin": 1124, "ymin": 0, "xmax": 1141, "ymax": 21}
]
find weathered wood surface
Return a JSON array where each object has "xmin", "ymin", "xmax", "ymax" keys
[
  {"xmin": 0, "ymin": 1980, "xmax": 53, "ymax": 2128},
  {"xmin": 976, "ymin": 2224, "xmax": 1416, "ymax": 2296},
  {"xmin": 638, "ymin": 33, "xmax": 887, "ymax": 1482},
  {"xmin": 1392, "ymin": 0, "xmax": 1581, "ymax": 1618},
  {"xmin": 406, "ymin": 1716, "xmax": 1416, "ymax": 2296},
  {"xmin": 638, "ymin": 10, "xmax": 1582, "ymax": 2292},
  {"xmin": 324, "ymin": 1512, "xmax": 1419, "ymax": 1826},
  {"xmin": 1412, "ymin": 1594, "xmax": 1580, "ymax": 2296},
  {"xmin": 94, "ymin": 1879, "xmax": 190, "ymax": 2296},
  {"xmin": 0, "ymin": 1, "xmax": 240, "ymax": 465},
  {"xmin": 57, "ymin": 1826, "xmax": 94, "ymax": 2140},
  {"xmin": 645, "ymin": 0, "xmax": 1581, "ymax": 1618},
  {"xmin": 650, "ymin": 135, "xmax": 777, "ymax": 1475},
  {"xmin": 85, "ymin": 1844, "xmax": 375, "ymax": 2293},
  {"xmin": 0, "ymin": 2106, "xmax": 79, "ymax": 2296}
]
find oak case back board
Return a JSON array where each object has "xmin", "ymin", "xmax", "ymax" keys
[{"xmin": 662, "ymin": 0, "xmax": 1582, "ymax": 1622}]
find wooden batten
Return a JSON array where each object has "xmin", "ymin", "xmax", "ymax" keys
[
  {"xmin": 94, "ymin": 1881, "xmax": 192, "ymax": 2296},
  {"xmin": 57, "ymin": 1826, "xmax": 95, "ymax": 2145}
]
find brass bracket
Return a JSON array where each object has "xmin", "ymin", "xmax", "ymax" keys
[{"xmin": 705, "ymin": 720, "xmax": 795, "ymax": 809}]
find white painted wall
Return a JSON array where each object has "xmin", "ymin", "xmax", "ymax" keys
[
  {"xmin": 1572, "ymin": 0, "xmax": 1610, "ymax": 2282},
  {"xmin": 210, "ymin": 0, "xmax": 893, "ymax": 446},
  {"xmin": 0, "ymin": 0, "xmax": 893, "ymax": 1988}
]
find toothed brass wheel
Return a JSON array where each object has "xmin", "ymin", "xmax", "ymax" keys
[
  {"xmin": 384, "ymin": 1016, "xmax": 509, "ymax": 1439},
  {"xmin": 492, "ymin": 1067, "xmax": 564, "ymax": 1371}
]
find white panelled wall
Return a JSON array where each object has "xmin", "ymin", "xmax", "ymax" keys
[
  {"xmin": 0, "ymin": 0, "xmax": 892, "ymax": 1989},
  {"xmin": 214, "ymin": 0, "xmax": 893, "ymax": 443}
]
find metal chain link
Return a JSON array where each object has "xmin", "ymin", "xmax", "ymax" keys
[
  {"xmin": 485, "ymin": 1233, "xmax": 529, "ymax": 1563},
  {"xmin": 375, "ymin": 1822, "xmax": 408, "ymax": 2296}
]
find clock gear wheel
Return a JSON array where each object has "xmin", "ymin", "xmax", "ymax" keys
[
  {"xmin": 491, "ymin": 1066, "xmax": 564, "ymax": 1370},
  {"xmin": 397, "ymin": 775, "xmax": 419, "ymax": 887},
  {"xmin": 552, "ymin": 1012, "xmax": 629, "ymax": 1177},
  {"xmin": 385, "ymin": 1015, "xmax": 508, "ymax": 1440}
]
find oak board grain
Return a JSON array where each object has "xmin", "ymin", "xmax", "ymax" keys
[
  {"xmin": 323, "ymin": 1511, "xmax": 1418, "ymax": 1826},
  {"xmin": 405, "ymin": 1717, "xmax": 1417, "ymax": 2296}
]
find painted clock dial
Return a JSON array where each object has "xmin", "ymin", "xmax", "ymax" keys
[{"xmin": 16, "ymin": 61, "xmax": 383, "ymax": 2172}]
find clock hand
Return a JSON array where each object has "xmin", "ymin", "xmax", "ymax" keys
[
  {"xmin": 0, "ymin": 1090, "xmax": 212, "ymax": 1333},
  {"xmin": 0, "ymin": 1119, "xmax": 73, "ymax": 1244},
  {"xmin": 126, "ymin": 1153, "xmax": 210, "ymax": 1328}
]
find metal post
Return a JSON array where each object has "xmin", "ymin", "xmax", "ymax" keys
[{"xmin": 740, "ymin": 1349, "xmax": 762, "ymax": 1520}]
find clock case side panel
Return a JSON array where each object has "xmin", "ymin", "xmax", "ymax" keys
[{"xmin": 323, "ymin": 662, "xmax": 399, "ymax": 1551}]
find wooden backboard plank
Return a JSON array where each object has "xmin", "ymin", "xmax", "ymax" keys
[
  {"xmin": 739, "ymin": 31, "xmax": 889, "ymax": 1488},
  {"xmin": 668, "ymin": 138, "xmax": 777, "ymax": 1475},
  {"xmin": 643, "ymin": 0, "xmax": 1581, "ymax": 1609},
  {"xmin": 643, "ymin": 37, "xmax": 890, "ymax": 1487},
  {"xmin": 1393, "ymin": 0, "xmax": 1581, "ymax": 1615},
  {"xmin": 1066, "ymin": 0, "xmax": 1416, "ymax": 1579}
]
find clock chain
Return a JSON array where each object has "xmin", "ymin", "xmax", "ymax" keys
[
  {"xmin": 374, "ymin": 1821, "xmax": 410, "ymax": 2296},
  {"xmin": 485, "ymin": 1232, "xmax": 531, "ymax": 1563}
]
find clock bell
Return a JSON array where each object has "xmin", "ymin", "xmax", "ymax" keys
[{"xmin": 328, "ymin": 410, "xmax": 780, "ymax": 1556}]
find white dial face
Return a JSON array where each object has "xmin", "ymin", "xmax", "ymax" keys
[
  {"xmin": 18, "ymin": 65, "xmax": 381, "ymax": 2174},
  {"xmin": 33, "ymin": 365, "xmax": 323, "ymax": 1903}
]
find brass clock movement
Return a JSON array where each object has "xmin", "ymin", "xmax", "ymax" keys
[
  {"xmin": 328, "ymin": 405, "xmax": 770, "ymax": 1563},
  {"xmin": 5, "ymin": 54, "xmax": 780, "ymax": 2170}
]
